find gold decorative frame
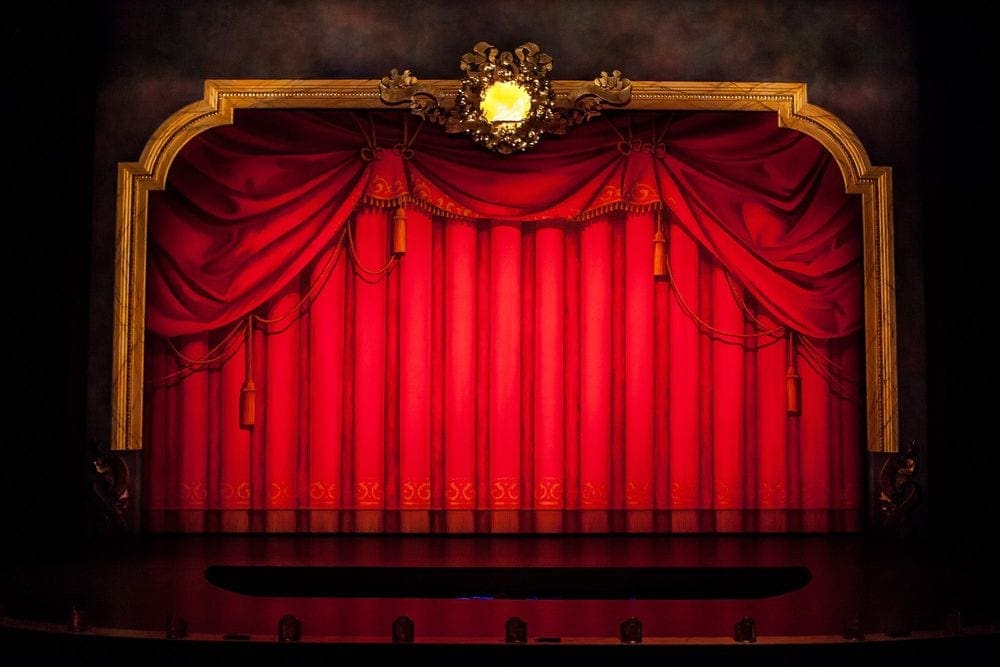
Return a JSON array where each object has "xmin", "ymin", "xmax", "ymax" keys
[{"xmin": 113, "ymin": 79, "xmax": 896, "ymax": 454}]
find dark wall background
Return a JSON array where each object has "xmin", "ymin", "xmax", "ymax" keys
[{"xmin": 3, "ymin": 1, "xmax": 994, "ymax": 566}]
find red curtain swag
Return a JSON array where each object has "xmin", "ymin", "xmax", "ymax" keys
[{"xmin": 143, "ymin": 110, "xmax": 863, "ymax": 533}]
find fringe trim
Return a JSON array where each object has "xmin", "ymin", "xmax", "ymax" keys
[
  {"xmin": 361, "ymin": 194, "xmax": 476, "ymax": 221},
  {"xmin": 361, "ymin": 194, "xmax": 410, "ymax": 209},
  {"xmin": 362, "ymin": 194, "xmax": 667, "ymax": 224},
  {"xmin": 571, "ymin": 200, "xmax": 664, "ymax": 223}
]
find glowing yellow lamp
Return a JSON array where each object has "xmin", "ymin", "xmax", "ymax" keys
[{"xmin": 480, "ymin": 81, "xmax": 532, "ymax": 123}]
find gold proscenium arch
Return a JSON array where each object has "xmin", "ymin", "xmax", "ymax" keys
[{"xmin": 112, "ymin": 79, "xmax": 897, "ymax": 454}]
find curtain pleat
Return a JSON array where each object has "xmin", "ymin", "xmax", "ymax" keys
[
  {"xmin": 624, "ymin": 212, "xmax": 654, "ymax": 511},
  {"xmin": 429, "ymin": 216, "xmax": 446, "ymax": 512},
  {"xmin": 668, "ymin": 223, "xmax": 701, "ymax": 524},
  {"xmin": 563, "ymin": 229, "xmax": 581, "ymax": 512},
  {"xmin": 353, "ymin": 209, "xmax": 388, "ymax": 524},
  {"xmin": 308, "ymin": 240, "xmax": 345, "ymax": 511},
  {"xmin": 520, "ymin": 226, "xmax": 535, "ymax": 517},
  {"xmin": 474, "ymin": 223, "xmax": 492, "ymax": 519},
  {"xmin": 489, "ymin": 222, "xmax": 522, "ymax": 513},
  {"xmin": 535, "ymin": 225, "xmax": 565, "ymax": 513},
  {"xmin": 712, "ymin": 264, "xmax": 744, "ymax": 532},
  {"xmin": 145, "ymin": 207, "xmax": 862, "ymax": 533},
  {"xmin": 444, "ymin": 220, "xmax": 476, "ymax": 511},
  {"xmin": 757, "ymin": 315, "xmax": 788, "ymax": 531},
  {"xmin": 399, "ymin": 208, "xmax": 432, "ymax": 513},
  {"xmin": 580, "ymin": 218, "xmax": 612, "ymax": 510}
]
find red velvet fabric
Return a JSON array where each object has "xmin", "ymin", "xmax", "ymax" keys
[
  {"xmin": 148, "ymin": 111, "xmax": 860, "ymax": 339},
  {"xmin": 143, "ymin": 110, "xmax": 863, "ymax": 533}
]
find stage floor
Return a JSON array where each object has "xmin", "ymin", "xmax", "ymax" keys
[{"xmin": 0, "ymin": 534, "xmax": 994, "ymax": 642}]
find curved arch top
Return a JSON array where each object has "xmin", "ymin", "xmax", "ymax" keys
[{"xmin": 113, "ymin": 79, "xmax": 896, "ymax": 453}]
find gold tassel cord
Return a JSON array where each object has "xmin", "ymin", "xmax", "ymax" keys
[
  {"xmin": 724, "ymin": 268, "xmax": 858, "ymax": 400},
  {"xmin": 156, "ymin": 320, "xmax": 248, "ymax": 386},
  {"xmin": 239, "ymin": 314, "xmax": 256, "ymax": 430},
  {"xmin": 786, "ymin": 330, "xmax": 801, "ymax": 416},
  {"xmin": 156, "ymin": 343, "xmax": 244, "ymax": 387},
  {"xmin": 154, "ymin": 217, "xmax": 376, "ymax": 392},
  {"xmin": 165, "ymin": 319, "xmax": 245, "ymax": 368},
  {"xmin": 350, "ymin": 112, "xmax": 381, "ymax": 159},
  {"xmin": 252, "ymin": 228, "xmax": 348, "ymax": 326},
  {"xmin": 798, "ymin": 336, "xmax": 860, "ymax": 385},
  {"xmin": 156, "ymin": 231, "xmax": 347, "ymax": 390},
  {"xmin": 242, "ymin": 226, "xmax": 352, "ymax": 428},
  {"xmin": 797, "ymin": 337, "xmax": 860, "ymax": 402},
  {"xmin": 345, "ymin": 219, "xmax": 398, "ymax": 278},
  {"xmin": 396, "ymin": 111, "xmax": 425, "ymax": 157},
  {"xmin": 155, "ymin": 204, "xmax": 402, "ymax": 431},
  {"xmin": 723, "ymin": 270, "xmax": 773, "ymax": 332},
  {"xmin": 392, "ymin": 204, "xmax": 407, "ymax": 256},
  {"xmin": 652, "ymin": 208, "xmax": 667, "ymax": 277},
  {"xmin": 663, "ymin": 254, "xmax": 784, "ymax": 339}
]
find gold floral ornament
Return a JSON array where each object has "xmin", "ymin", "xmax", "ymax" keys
[
  {"xmin": 379, "ymin": 41, "xmax": 632, "ymax": 154},
  {"xmin": 454, "ymin": 42, "xmax": 557, "ymax": 153}
]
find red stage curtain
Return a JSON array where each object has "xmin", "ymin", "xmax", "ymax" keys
[{"xmin": 143, "ymin": 110, "xmax": 862, "ymax": 533}]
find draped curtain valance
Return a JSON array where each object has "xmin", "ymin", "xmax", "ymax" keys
[{"xmin": 148, "ymin": 110, "xmax": 860, "ymax": 340}]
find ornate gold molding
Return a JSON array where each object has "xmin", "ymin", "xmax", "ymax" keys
[
  {"xmin": 378, "ymin": 44, "xmax": 633, "ymax": 152},
  {"xmin": 113, "ymin": 79, "xmax": 897, "ymax": 453}
]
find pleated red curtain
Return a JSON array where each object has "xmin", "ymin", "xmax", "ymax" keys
[{"xmin": 143, "ymin": 110, "xmax": 863, "ymax": 533}]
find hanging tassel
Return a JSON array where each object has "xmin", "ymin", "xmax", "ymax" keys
[
  {"xmin": 392, "ymin": 204, "xmax": 407, "ymax": 256},
  {"xmin": 240, "ymin": 315, "xmax": 256, "ymax": 429},
  {"xmin": 653, "ymin": 208, "xmax": 667, "ymax": 277},
  {"xmin": 785, "ymin": 330, "xmax": 801, "ymax": 415}
]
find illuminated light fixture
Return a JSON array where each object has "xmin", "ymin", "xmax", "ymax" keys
[
  {"xmin": 455, "ymin": 42, "xmax": 556, "ymax": 153},
  {"xmin": 380, "ymin": 42, "xmax": 632, "ymax": 154},
  {"xmin": 480, "ymin": 81, "xmax": 532, "ymax": 123}
]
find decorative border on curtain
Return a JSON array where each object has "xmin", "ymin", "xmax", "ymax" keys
[
  {"xmin": 145, "ymin": 508, "xmax": 860, "ymax": 534},
  {"xmin": 113, "ymin": 80, "xmax": 896, "ymax": 456}
]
